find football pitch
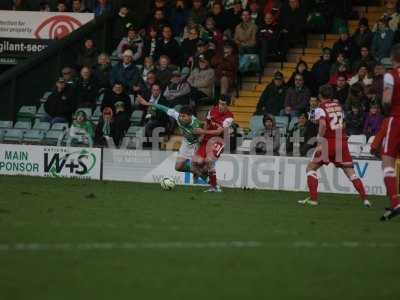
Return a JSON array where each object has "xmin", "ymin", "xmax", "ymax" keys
[{"xmin": 0, "ymin": 176, "xmax": 399, "ymax": 300}]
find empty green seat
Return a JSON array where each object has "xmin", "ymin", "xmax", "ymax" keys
[
  {"xmin": 33, "ymin": 121, "xmax": 51, "ymax": 131},
  {"xmin": 51, "ymin": 123, "xmax": 69, "ymax": 131},
  {"xmin": 17, "ymin": 106, "xmax": 37, "ymax": 122},
  {"xmin": 3, "ymin": 129, "xmax": 24, "ymax": 143},
  {"xmin": 14, "ymin": 121, "xmax": 32, "ymax": 130},
  {"xmin": 23, "ymin": 130, "xmax": 45, "ymax": 144},
  {"xmin": 44, "ymin": 130, "xmax": 65, "ymax": 146}
]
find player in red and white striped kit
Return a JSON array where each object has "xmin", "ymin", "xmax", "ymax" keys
[
  {"xmin": 379, "ymin": 44, "xmax": 400, "ymax": 221},
  {"xmin": 298, "ymin": 85, "xmax": 371, "ymax": 207},
  {"xmin": 193, "ymin": 97, "xmax": 234, "ymax": 192}
]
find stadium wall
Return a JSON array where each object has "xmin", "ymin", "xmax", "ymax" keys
[{"xmin": 0, "ymin": 144, "xmax": 385, "ymax": 196}]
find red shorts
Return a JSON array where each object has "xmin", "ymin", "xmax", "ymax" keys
[
  {"xmin": 196, "ymin": 138, "xmax": 225, "ymax": 161},
  {"xmin": 311, "ymin": 138, "xmax": 353, "ymax": 168},
  {"xmin": 382, "ymin": 116, "xmax": 400, "ymax": 158}
]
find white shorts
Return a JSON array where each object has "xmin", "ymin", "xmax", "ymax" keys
[{"xmin": 178, "ymin": 140, "xmax": 198, "ymax": 160}]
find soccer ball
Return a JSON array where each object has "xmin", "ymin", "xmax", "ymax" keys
[{"xmin": 160, "ymin": 177, "xmax": 176, "ymax": 190}]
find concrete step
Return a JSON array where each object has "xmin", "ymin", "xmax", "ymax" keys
[
  {"xmin": 229, "ymin": 106, "xmax": 257, "ymax": 113},
  {"xmin": 239, "ymin": 90, "xmax": 262, "ymax": 97}
]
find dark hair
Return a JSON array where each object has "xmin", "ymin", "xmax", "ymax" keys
[
  {"xmin": 319, "ymin": 84, "xmax": 333, "ymax": 99},
  {"xmin": 180, "ymin": 106, "xmax": 193, "ymax": 116}
]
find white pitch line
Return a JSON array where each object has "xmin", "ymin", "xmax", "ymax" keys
[{"xmin": 0, "ymin": 241, "xmax": 399, "ymax": 252}]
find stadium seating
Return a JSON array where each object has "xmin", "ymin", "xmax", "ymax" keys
[
  {"xmin": 249, "ymin": 115, "xmax": 264, "ymax": 138},
  {"xmin": 130, "ymin": 110, "xmax": 145, "ymax": 126},
  {"xmin": 23, "ymin": 130, "xmax": 46, "ymax": 144},
  {"xmin": 14, "ymin": 121, "xmax": 32, "ymax": 130},
  {"xmin": 33, "ymin": 121, "xmax": 51, "ymax": 131},
  {"xmin": 360, "ymin": 136, "xmax": 376, "ymax": 158},
  {"xmin": 51, "ymin": 123, "xmax": 69, "ymax": 131},
  {"xmin": 348, "ymin": 135, "xmax": 368, "ymax": 157},
  {"xmin": 16, "ymin": 105, "xmax": 37, "ymax": 122}
]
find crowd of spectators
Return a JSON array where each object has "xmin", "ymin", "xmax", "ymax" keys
[
  {"xmin": 253, "ymin": 0, "xmax": 400, "ymax": 156},
  {"xmin": 2, "ymin": 0, "xmax": 394, "ymax": 154}
]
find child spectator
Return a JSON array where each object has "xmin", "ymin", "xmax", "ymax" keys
[
  {"xmin": 363, "ymin": 102, "xmax": 383, "ymax": 139},
  {"xmin": 69, "ymin": 110, "xmax": 95, "ymax": 146}
]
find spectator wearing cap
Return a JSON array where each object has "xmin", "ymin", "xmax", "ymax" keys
[
  {"xmin": 283, "ymin": 73, "xmax": 311, "ymax": 117},
  {"xmin": 255, "ymin": 71, "xmax": 286, "ymax": 116},
  {"xmin": 75, "ymin": 66, "xmax": 99, "ymax": 109},
  {"xmin": 111, "ymin": 5, "xmax": 134, "ymax": 50},
  {"xmin": 352, "ymin": 18, "xmax": 373, "ymax": 50},
  {"xmin": 225, "ymin": 0, "xmax": 243, "ymax": 34},
  {"xmin": 211, "ymin": 43, "xmax": 238, "ymax": 97},
  {"xmin": 372, "ymin": 17, "xmax": 394, "ymax": 62},
  {"xmin": 255, "ymin": 114, "xmax": 280, "ymax": 156},
  {"xmin": 279, "ymin": 0, "xmax": 307, "ymax": 47},
  {"xmin": 155, "ymin": 25, "xmax": 182, "ymax": 66},
  {"xmin": 169, "ymin": 0, "xmax": 189, "ymax": 37},
  {"xmin": 349, "ymin": 64, "xmax": 373, "ymax": 87},
  {"xmin": 187, "ymin": 0, "xmax": 208, "ymax": 25},
  {"xmin": 116, "ymin": 26, "xmax": 144, "ymax": 62},
  {"xmin": 352, "ymin": 46, "xmax": 377, "ymax": 73},
  {"xmin": 332, "ymin": 27, "xmax": 357, "ymax": 62},
  {"xmin": 77, "ymin": 38, "xmax": 98, "ymax": 68},
  {"xmin": 234, "ymin": 10, "xmax": 258, "ymax": 53},
  {"xmin": 155, "ymin": 55, "xmax": 177, "ymax": 89},
  {"xmin": 187, "ymin": 55, "xmax": 216, "ymax": 105},
  {"xmin": 101, "ymin": 82, "xmax": 131, "ymax": 114},
  {"xmin": 93, "ymin": 53, "xmax": 112, "ymax": 90},
  {"xmin": 311, "ymin": 48, "xmax": 333, "ymax": 94},
  {"xmin": 258, "ymin": 12, "xmax": 282, "ymax": 65},
  {"xmin": 110, "ymin": 49, "xmax": 142, "ymax": 90},
  {"xmin": 43, "ymin": 78, "xmax": 76, "ymax": 125},
  {"xmin": 163, "ymin": 70, "xmax": 191, "ymax": 106},
  {"xmin": 332, "ymin": 74, "xmax": 349, "ymax": 106}
]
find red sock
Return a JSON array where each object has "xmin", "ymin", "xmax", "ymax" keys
[
  {"xmin": 209, "ymin": 171, "xmax": 217, "ymax": 188},
  {"xmin": 384, "ymin": 176, "xmax": 400, "ymax": 209},
  {"xmin": 307, "ymin": 172, "xmax": 318, "ymax": 201},
  {"xmin": 352, "ymin": 178, "xmax": 367, "ymax": 201}
]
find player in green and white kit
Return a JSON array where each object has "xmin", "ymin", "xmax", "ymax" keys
[{"xmin": 137, "ymin": 97, "xmax": 224, "ymax": 173}]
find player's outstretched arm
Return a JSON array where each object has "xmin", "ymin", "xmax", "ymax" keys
[
  {"xmin": 152, "ymin": 104, "xmax": 180, "ymax": 120},
  {"xmin": 194, "ymin": 127, "xmax": 225, "ymax": 136}
]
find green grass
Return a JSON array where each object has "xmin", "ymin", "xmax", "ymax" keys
[{"xmin": 0, "ymin": 175, "xmax": 399, "ymax": 300}]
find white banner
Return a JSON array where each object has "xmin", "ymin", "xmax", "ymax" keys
[
  {"xmin": 0, "ymin": 11, "xmax": 94, "ymax": 39},
  {"xmin": 103, "ymin": 150, "xmax": 386, "ymax": 196},
  {"xmin": 0, "ymin": 144, "xmax": 101, "ymax": 180}
]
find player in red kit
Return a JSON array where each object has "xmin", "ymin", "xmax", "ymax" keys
[
  {"xmin": 298, "ymin": 85, "xmax": 371, "ymax": 207},
  {"xmin": 193, "ymin": 97, "xmax": 234, "ymax": 192},
  {"xmin": 379, "ymin": 44, "xmax": 400, "ymax": 221}
]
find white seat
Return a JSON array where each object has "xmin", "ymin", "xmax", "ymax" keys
[
  {"xmin": 348, "ymin": 134, "xmax": 367, "ymax": 145},
  {"xmin": 348, "ymin": 143, "xmax": 362, "ymax": 157},
  {"xmin": 237, "ymin": 139, "xmax": 252, "ymax": 153},
  {"xmin": 360, "ymin": 136, "xmax": 375, "ymax": 158}
]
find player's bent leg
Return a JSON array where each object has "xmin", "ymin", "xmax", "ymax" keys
[
  {"xmin": 175, "ymin": 158, "xmax": 191, "ymax": 173},
  {"xmin": 341, "ymin": 167, "xmax": 371, "ymax": 207},
  {"xmin": 380, "ymin": 155, "xmax": 400, "ymax": 221},
  {"xmin": 298, "ymin": 162, "xmax": 321, "ymax": 206}
]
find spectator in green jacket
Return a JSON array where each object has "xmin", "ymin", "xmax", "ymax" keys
[{"xmin": 255, "ymin": 71, "xmax": 287, "ymax": 116}]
